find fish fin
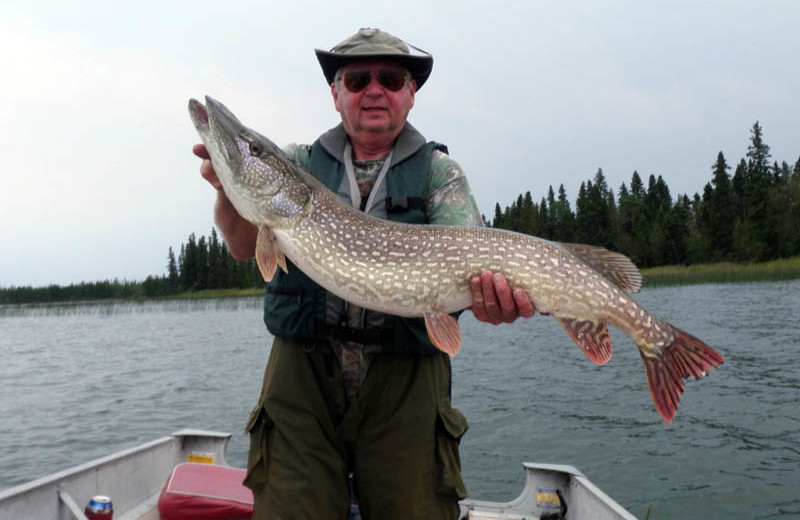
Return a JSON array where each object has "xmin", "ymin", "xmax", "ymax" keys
[
  {"xmin": 558, "ymin": 243, "xmax": 643, "ymax": 293},
  {"xmin": 276, "ymin": 249, "xmax": 288, "ymax": 274},
  {"xmin": 255, "ymin": 226, "xmax": 285, "ymax": 281},
  {"xmin": 424, "ymin": 312, "xmax": 462, "ymax": 357},
  {"xmin": 557, "ymin": 317, "xmax": 613, "ymax": 365},
  {"xmin": 639, "ymin": 325, "xmax": 724, "ymax": 423}
]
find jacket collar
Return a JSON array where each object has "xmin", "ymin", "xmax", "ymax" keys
[{"xmin": 317, "ymin": 122, "xmax": 426, "ymax": 167}]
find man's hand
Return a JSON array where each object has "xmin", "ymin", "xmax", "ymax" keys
[
  {"xmin": 470, "ymin": 271, "xmax": 536, "ymax": 324},
  {"xmin": 193, "ymin": 144, "xmax": 223, "ymax": 190}
]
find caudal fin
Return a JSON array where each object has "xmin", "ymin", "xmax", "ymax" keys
[{"xmin": 639, "ymin": 325, "xmax": 724, "ymax": 423}]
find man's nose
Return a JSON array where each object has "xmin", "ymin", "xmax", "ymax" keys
[{"xmin": 363, "ymin": 73, "xmax": 384, "ymax": 94}]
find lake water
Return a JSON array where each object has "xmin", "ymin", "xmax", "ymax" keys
[{"xmin": 1, "ymin": 281, "xmax": 798, "ymax": 519}]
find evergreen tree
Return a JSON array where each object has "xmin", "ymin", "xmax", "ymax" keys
[
  {"xmin": 208, "ymin": 228, "xmax": 223, "ymax": 289},
  {"xmin": 622, "ymin": 171, "xmax": 650, "ymax": 265},
  {"xmin": 537, "ymin": 196, "xmax": 549, "ymax": 238},
  {"xmin": 167, "ymin": 247, "xmax": 179, "ymax": 294},
  {"xmin": 545, "ymin": 186, "xmax": 557, "ymax": 237},
  {"xmin": 665, "ymin": 195, "xmax": 691, "ymax": 265},
  {"xmin": 179, "ymin": 237, "xmax": 197, "ymax": 291},
  {"xmin": 616, "ymin": 182, "xmax": 633, "ymax": 256},
  {"xmin": 586, "ymin": 169, "xmax": 614, "ymax": 248},
  {"xmin": 575, "ymin": 181, "xmax": 590, "ymax": 243},
  {"xmin": 686, "ymin": 192, "xmax": 713, "ymax": 264},
  {"xmin": 492, "ymin": 203, "xmax": 503, "ymax": 228},
  {"xmin": 736, "ymin": 122, "xmax": 773, "ymax": 259},
  {"xmin": 746, "ymin": 121, "xmax": 771, "ymax": 175},
  {"xmin": 519, "ymin": 191, "xmax": 539, "ymax": 236},
  {"xmin": 196, "ymin": 235, "xmax": 209, "ymax": 290},
  {"xmin": 630, "ymin": 171, "xmax": 645, "ymax": 198},
  {"xmin": 554, "ymin": 184, "xmax": 576, "ymax": 242},
  {"xmin": 707, "ymin": 152, "xmax": 735, "ymax": 258},
  {"xmin": 731, "ymin": 159, "xmax": 747, "ymax": 221}
]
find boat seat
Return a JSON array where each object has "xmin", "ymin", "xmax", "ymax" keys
[{"xmin": 157, "ymin": 462, "xmax": 253, "ymax": 520}]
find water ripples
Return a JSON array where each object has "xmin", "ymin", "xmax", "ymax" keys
[{"xmin": 1, "ymin": 283, "xmax": 798, "ymax": 519}]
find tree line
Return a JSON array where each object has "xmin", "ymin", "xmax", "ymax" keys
[
  {"xmin": 149, "ymin": 228, "xmax": 264, "ymax": 297},
  {"xmin": 0, "ymin": 229, "xmax": 263, "ymax": 304},
  {"xmin": 491, "ymin": 122, "xmax": 800, "ymax": 267}
]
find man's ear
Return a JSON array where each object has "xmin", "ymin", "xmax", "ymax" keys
[{"xmin": 331, "ymin": 83, "xmax": 341, "ymax": 113}]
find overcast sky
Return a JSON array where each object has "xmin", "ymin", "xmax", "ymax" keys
[{"xmin": 1, "ymin": 0, "xmax": 798, "ymax": 287}]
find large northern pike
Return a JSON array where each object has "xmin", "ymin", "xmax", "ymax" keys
[{"xmin": 189, "ymin": 96, "xmax": 723, "ymax": 423}]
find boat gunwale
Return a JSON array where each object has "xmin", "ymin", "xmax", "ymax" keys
[{"xmin": 0, "ymin": 429, "xmax": 231, "ymax": 520}]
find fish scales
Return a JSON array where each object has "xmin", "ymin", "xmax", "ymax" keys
[
  {"xmin": 290, "ymin": 198, "xmax": 578, "ymax": 316},
  {"xmin": 189, "ymin": 96, "xmax": 724, "ymax": 423},
  {"xmin": 286, "ymin": 186, "xmax": 681, "ymax": 367}
]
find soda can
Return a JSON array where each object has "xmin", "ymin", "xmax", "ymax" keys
[{"xmin": 85, "ymin": 495, "xmax": 113, "ymax": 519}]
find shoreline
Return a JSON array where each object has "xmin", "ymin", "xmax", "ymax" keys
[{"xmin": 2, "ymin": 256, "xmax": 799, "ymax": 307}]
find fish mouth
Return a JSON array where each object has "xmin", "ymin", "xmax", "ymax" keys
[
  {"xmin": 188, "ymin": 98, "xmax": 210, "ymax": 136},
  {"xmin": 189, "ymin": 96, "xmax": 244, "ymax": 166}
]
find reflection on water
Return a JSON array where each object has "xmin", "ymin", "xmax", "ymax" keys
[{"xmin": 1, "ymin": 282, "xmax": 798, "ymax": 520}]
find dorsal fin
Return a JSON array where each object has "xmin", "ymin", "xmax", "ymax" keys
[{"xmin": 558, "ymin": 243, "xmax": 643, "ymax": 293}]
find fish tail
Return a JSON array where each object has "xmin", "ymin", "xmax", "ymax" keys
[{"xmin": 638, "ymin": 325, "xmax": 724, "ymax": 423}]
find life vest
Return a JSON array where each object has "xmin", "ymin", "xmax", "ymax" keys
[{"xmin": 262, "ymin": 124, "xmax": 448, "ymax": 354}]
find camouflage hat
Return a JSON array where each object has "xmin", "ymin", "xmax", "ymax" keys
[{"xmin": 315, "ymin": 28, "xmax": 434, "ymax": 90}]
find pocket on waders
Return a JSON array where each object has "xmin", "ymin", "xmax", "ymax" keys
[
  {"xmin": 242, "ymin": 404, "xmax": 274, "ymax": 495},
  {"xmin": 435, "ymin": 401, "xmax": 469, "ymax": 499}
]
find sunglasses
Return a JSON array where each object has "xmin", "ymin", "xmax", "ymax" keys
[{"xmin": 341, "ymin": 68, "xmax": 410, "ymax": 93}]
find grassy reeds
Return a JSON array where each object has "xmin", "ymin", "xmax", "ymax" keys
[
  {"xmin": 166, "ymin": 287, "xmax": 265, "ymax": 299},
  {"xmin": 641, "ymin": 256, "xmax": 800, "ymax": 287}
]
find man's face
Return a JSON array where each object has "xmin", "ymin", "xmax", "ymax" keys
[{"xmin": 332, "ymin": 60, "xmax": 416, "ymax": 146}]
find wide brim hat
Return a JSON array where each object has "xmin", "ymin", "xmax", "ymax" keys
[{"xmin": 315, "ymin": 28, "xmax": 434, "ymax": 90}]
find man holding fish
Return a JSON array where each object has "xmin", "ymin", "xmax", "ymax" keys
[{"xmin": 193, "ymin": 28, "xmax": 534, "ymax": 520}]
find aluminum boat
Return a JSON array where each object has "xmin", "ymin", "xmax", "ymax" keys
[{"xmin": 0, "ymin": 429, "xmax": 638, "ymax": 520}]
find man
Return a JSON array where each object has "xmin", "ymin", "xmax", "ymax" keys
[{"xmin": 193, "ymin": 28, "xmax": 535, "ymax": 520}]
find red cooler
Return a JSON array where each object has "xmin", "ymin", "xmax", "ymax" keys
[{"xmin": 157, "ymin": 463, "xmax": 253, "ymax": 520}]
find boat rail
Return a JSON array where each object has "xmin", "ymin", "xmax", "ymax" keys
[
  {"xmin": 460, "ymin": 463, "xmax": 638, "ymax": 520},
  {"xmin": 0, "ymin": 429, "xmax": 231, "ymax": 520}
]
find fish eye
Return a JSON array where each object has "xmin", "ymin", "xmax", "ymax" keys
[{"xmin": 248, "ymin": 141, "xmax": 263, "ymax": 156}]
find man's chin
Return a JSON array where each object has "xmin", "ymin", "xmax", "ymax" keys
[{"xmin": 359, "ymin": 121, "xmax": 397, "ymax": 134}]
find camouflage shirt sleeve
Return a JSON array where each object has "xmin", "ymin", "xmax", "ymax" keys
[
  {"xmin": 427, "ymin": 149, "xmax": 485, "ymax": 227},
  {"xmin": 282, "ymin": 143, "xmax": 312, "ymax": 168}
]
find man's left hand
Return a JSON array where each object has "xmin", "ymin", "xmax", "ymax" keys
[{"xmin": 470, "ymin": 271, "xmax": 536, "ymax": 324}]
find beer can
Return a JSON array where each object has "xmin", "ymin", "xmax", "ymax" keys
[{"xmin": 85, "ymin": 495, "xmax": 113, "ymax": 519}]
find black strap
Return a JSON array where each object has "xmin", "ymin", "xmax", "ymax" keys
[{"xmin": 385, "ymin": 196, "xmax": 426, "ymax": 214}]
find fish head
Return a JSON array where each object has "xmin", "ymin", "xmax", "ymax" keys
[{"xmin": 189, "ymin": 96, "xmax": 311, "ymax": 227}]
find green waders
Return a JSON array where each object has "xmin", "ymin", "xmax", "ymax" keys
[{"xmin": 243, "ymin": 337, "xmax": 469, "ymax": 520}]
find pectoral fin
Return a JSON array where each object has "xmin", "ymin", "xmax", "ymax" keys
[
  {"xmin": 557, "ymin": 317, "xmax": 613, "ymax": 365},
  {"xmin": 424, "ymin": 312, "xmax": 462, "ymax": 357},
  {"xmin": 255, "ymin": 226, "xmax": 287, "ymax": 282}
]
